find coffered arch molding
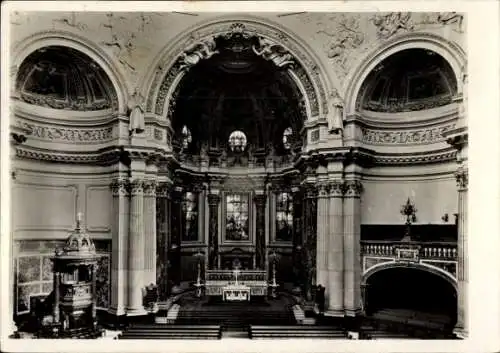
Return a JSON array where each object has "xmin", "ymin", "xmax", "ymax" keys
[
  {"xmin": 143, "ymin": 15, "xmax": 335, "ymax": 123},
  {"xmin": 11, "ymin": 31, "xmax": 129, "ymax": 115},
  {"xmin": 343, "ymin": 32, "xmax": 467, "ymax": 117}
]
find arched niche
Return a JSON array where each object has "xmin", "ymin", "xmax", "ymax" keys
[
  {"xmin": 11, "ymin": 31, "xmax": 129, "ymax": 115},
  {"xmin": 143, "ymin": 18, "xmax": 331, "ymax": 124},
  {"xmin": 343, "ymin": 32, "xmax": 467, "ymax": 117}
]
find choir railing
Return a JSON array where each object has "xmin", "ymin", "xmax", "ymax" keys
[{"xmin": 361, "ymin": 240, "xmax": 457, "ymax": 260}]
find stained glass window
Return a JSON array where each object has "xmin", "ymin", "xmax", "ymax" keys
[
  {"xmin": 228, "ymin": 130, "xmax": 247, "ymax": 152},
  {"xmin": 225, "ymin": 194, "xmax": 249, "ymax": 241},
  {"xmin": 276, "ymin": 192, "xmax": 293, "ymax": 242},
  {"xmin": 181, "ymin": 192, "xmax": 198, "ymax": 241}
]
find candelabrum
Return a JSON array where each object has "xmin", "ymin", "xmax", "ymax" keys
[
  {"xmin": 400, "ymin": 197, "xmax": 417, "ymax": 241},
  {"xmin": 268, "ymin": 250, "xmax": 279, "ymax": 299},
  {"xmin": 193, "ymin": 251, "xmax": 204, "ymax": 298}
]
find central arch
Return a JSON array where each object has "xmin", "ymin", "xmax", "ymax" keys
[{"xmin": 143, "ymin": 16, "xmax": 331, "ymax": 124}]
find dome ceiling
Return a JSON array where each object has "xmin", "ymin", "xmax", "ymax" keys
[
  {"xmin": 15, "ymin": 46, "xmax": 118, "ymax": 111},
  {"xmin": 172, "ymin": 35, "xmax": 305, "ymax": 155},
  {"xmin": 357, "ymin": 49, "xmax": 458, "ymax": 113}
]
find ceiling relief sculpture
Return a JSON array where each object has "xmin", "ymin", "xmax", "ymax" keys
[{"xmin": 150, "ymin": 22, "xmax": 327, "ymax": 119}]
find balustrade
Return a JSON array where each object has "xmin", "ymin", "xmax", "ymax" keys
[{"xmin": 361, "ymin": 241, "xmax": 457, "ymax": 260}]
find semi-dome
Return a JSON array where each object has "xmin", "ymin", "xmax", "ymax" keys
[
  {"xmin": 357, "ymin": 49, "xmax": 458, "ymax": 113},
  {"xmin": 15, "ymin": 46, "xmax": 118, "ymax": 112}
]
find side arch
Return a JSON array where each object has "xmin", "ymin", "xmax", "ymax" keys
[
  {"xmin": 343, "ymin": 32, "xmax": 467, "ymax": 116},
  {"xmin": 11, "ymin": 30, "xmax": 130, "ymax": 115},
  {"xmin": 141, "ymin": 15, "xmax": 334, "ymax": 123},
  {"xmin": 362, "ymin": 261, "xmax": 458, "ymax": 292}
]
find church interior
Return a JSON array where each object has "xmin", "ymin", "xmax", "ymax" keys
[{"xmin": 8, "ymin": 11, "xmax": 468, "ymax": 340}]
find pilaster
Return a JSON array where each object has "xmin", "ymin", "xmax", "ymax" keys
[
  {"xmin": 143, "ymin": 179, "xmax": 157, "ymax": 287},
  {"xmin": 302, "ymin": 184, "xmax": 318, "ymax": 301},
  {"xmin": 315, "ymin": 182, "xmax": 329, "ymax": 289},
  {"xmin": 109, "ymin": 178, "xmax": 130, "ymax": 317},
  {"xmin": 156, "ymin": 183, "xmax": 171, "ymax": 300},
  {"xmin": 207, "ymin": 192, "xmax": 221, "ymax": 269},
  {"xmin": 343, "ymin": 180, "xmax": 363, "ymax": 317},
  {"xmin": 127, "ymin": 178, "xmax": 147, "ymax": 316},
  {"xmin": 325, "ymin": 180, "xmax": 345, "ymax": 317}
]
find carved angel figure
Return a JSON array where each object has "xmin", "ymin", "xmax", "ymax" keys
[
  {"xmin": 372, "ymin": 12, "xmax": 413, "ymax": 39},
  {"xmin": 179, "ymin": 37, "xmax": 219, "ymax": 70},
  {"xmin": 252, "ymin": 37, "xmax": 294, "ymax": 68},
  {"xmin": 327, "ymin": 89, "xmax": 344, "ymax": 134},
  {"xmin": 128, "ymin": 89, "xmax": 145, "ymax": 134}
]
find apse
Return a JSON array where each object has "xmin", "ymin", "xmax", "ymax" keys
[
  {"xmin": 357, "ymin": 49, "xmax": 458, "ymax": 113},
  {"xmin": 171, "ymin": 35, "xmax": 305, "ymax": 157},
  {"xmin": 15, "ymin": 46, "xmax": 118, "ymax": 112}
]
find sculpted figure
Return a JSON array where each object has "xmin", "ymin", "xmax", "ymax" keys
[
  {"xmin": 252, "ymin": 37, "xmax": 294, "ymax": 68},
  {"xmin": 327, "ymin": 89, "xmax": 344, "ymax": 134},
  {"xmin": 179, "ymin": 37, "xmax": 219, "ymax": 70},
  {"xmin": 372, "ymin": 12, "xmax": 413, "ymax": 38},
  {"xmin": 128, "ymin": 89, "xmax": 145, "ymax": 134}
]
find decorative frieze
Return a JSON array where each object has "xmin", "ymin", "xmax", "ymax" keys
[
  {"xmin": 18, "ymin": 121, "xmax": 114, "ymax": 143},
  {"xmin": 361, "ymin": 124, "xmax": 456, "ymax": 145}
]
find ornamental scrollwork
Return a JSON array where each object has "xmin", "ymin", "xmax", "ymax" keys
[
  {"xmin": 18, "ymin": 121, "xmax": 114, "ymax": 143},
  {"xmin": 130, "ymin": 179, "xmax": 145, "ymax": 195},
  {"xmin": 110, "ymin": 178, "xmax": 130, "ymax": 196},
  {"xmin": 151, "ymin": 21, "xmax": 327, "ymax": 118},
  {"xmin": 343, "ymin": 180, "xmax": 363, "ymax": 197},
  {"xmin": 361, "ymin": 124, "xmax": 456, "ymax": 145},
  {"xmin": 455, "ymin": 167, "xmax": 468, "ymax": 190}
]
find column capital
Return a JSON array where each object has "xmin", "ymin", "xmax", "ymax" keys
[
  {"xmin": 343, "ymin": 180, "xmax": 363, "ymax": 198},
  {"xmin": 208, "ymin": 193, "xmax": 221, "ymax": 206},
  {"xmin": 110, "ymin": 178, "xmax": 130, "ymax": 196},
  {"xmin": 328, "ymin": 180, "xmax": 344, "ymax": 198},
  {"xmin": 455, "ymin": 167, "xmax": 468, "ymax": 190},
  {"xmin": 304, "ymin": 184, "xmax": 318, "ymax": 198},
  {"xmin": 253, "ymin": 193, "xmax": 267, "ymax": 206},
  {"xmin": 130, "ymin": 179, "xmax": 145, "ymax": 195},
  {"xmin": 143, "ymin": 180, "xmax": 158, "ymax": 197},
  {"xmin": 156, "ymin": 182, "xmax": 172, "ymax": 197},
  {"xmin": 317, "ymin": 182, "xmax": 329, "ymax": 198}
]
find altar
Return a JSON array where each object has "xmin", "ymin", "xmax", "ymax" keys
[{"xmin": 205, "ymin": 269, "xmax": 268, "ymax": 299}]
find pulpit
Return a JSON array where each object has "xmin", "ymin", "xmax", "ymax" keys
[{"xmin": 42, "ymin": 213, "xmax": 103, "ymax": 338}]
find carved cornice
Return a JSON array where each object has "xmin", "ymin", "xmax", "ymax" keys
[
  {"xmin": 455, "ymin": 167, "xmax": 468, "ymax": 190},
  {"xmin": 14, "ymin": 145, "xmax": 122, "ymax": 165},
  {"xmin": 373, "ymin": 150, "xmax": 457, "ymax": 166}
]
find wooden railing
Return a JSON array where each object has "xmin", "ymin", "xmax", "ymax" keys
[{"xmin": 361, "ymin": 240, "xmax": 457, "ymax": 260}]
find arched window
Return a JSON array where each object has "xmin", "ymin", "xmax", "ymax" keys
[
  {"xmin": 276, "ymin": 192, "xmax": 293, "ymax": 242},
  {"xmin": 282, "ymin": 127, "xmax": 293, "ymax": 150},
  {"xmin": 228, "ymin": 130, "xmax": 247, "ymax": 152},
  {"xmin": 181, "ymin": 125, "xmax": 192, "ymax": 149},
  {"xmin": 181, "ymin": 191, "xmax": 198, "ymax": 241}
]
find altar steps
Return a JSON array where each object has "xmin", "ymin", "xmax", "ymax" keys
[
  {"xmin": 249, "ymin": 325, "xmax": 346, "ymax": 339},
  {"xmin": 116, "ymin": 324, "xmax": 222, "ymax": 340},
  {"xmin": 176, "ymin": 308, "xmax": 295, "ymax": 326}
]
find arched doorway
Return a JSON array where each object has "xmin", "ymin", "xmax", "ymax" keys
[{"xmin": 364, "ymin": 266, "xmax": 457, "ymax": 331}]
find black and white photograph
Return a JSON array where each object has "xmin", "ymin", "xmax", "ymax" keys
[{"xmin": 1, "ymin": 1, "xmax": 499, "ymax": 351}]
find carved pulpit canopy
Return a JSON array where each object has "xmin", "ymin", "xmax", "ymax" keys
[{"xmin": 55, "ymin": 212, "xmax": 98, "ymax": 260}]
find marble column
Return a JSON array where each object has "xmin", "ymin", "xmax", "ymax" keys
[
  {"xmin": 316, "ymin": 183, "xmax": 329, "ymax": 289},
  {"xmin": 127, "ymin": 179, "xmax": 147, "ymax": 316},
  {"xmin": 343, "ymin": 180, "xmax": 362, "ymax": 317},
  {"xmin": 454, "ymin": 167, "xmax": 468, "ymax": 338},
  {"xmin": 207, "ymin": 192, "xmax": 220, "ymax": 269},
  {"xmin": 325, "ymin": 181, "xmax": 344, "ymax": 316},
  {"xmin": 110, "ymin": 178, "xmax": 129, "ymax": 317},
  {"xmin": 143, "ymin": 180, "xmax": 157, "ymax": 287},
  {"xmin": 292, "ymin": 187, "xmax": 303, "ymax": 290},
  {"xmin": 169, "ymin": 187, "xmax": 183, "ymax": 286},
  {"xmin": 254, "ymin": 192, "xmax": 267, "ymax": 270},
  {"xmin": 156, "ymin": 184, "xmax": 170, "ymax": 300},
  {"xmin": 303, "ymin": 185, "xmax": 318, "ymax": 301}
]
